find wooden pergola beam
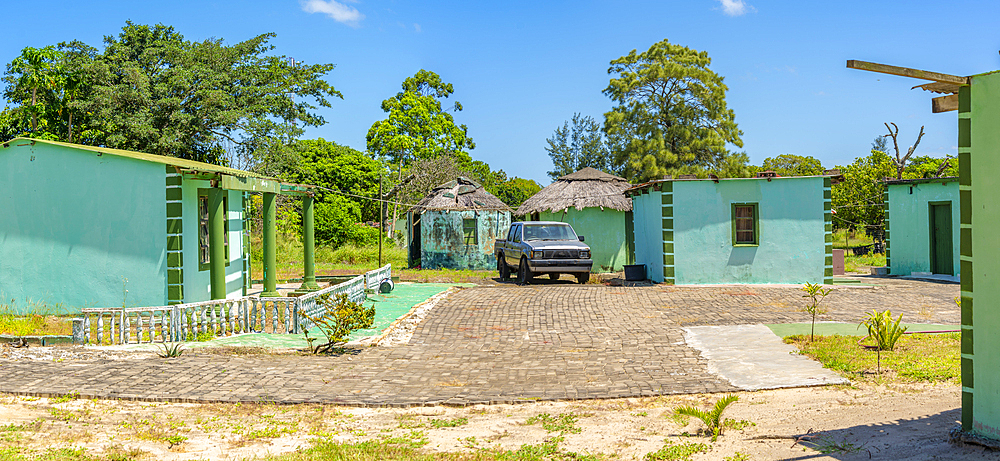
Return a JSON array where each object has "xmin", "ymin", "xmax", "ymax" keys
[
  {"xmin": 847, "ymin": 60, "xmax": 969, "ymax": 85},
  {"xmin": 932, "ymin": 94, "xmax": 960, "ymax": 113}
]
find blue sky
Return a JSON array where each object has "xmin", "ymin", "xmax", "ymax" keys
[{"xmin": 4, "ymin": 0, "xmax": 999, "ymax": 184}]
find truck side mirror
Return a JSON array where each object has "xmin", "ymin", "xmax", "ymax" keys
[{"xmin": 578, "ymin": 236, "xmax": 585, "ymax": 242}]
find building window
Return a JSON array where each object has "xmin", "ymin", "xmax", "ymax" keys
[
  {"xmin": 732, "ymin": 203, "xmax": 758, "ymax": 246},
  {"xmin": 463, "ymin": 218, "xmax": 478, "ymax": 245},
  {"xmin": 199, "ymin": 191, "xmax": 229, "ymax": 270}
]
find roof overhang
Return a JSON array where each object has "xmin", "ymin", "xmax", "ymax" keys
[{"xmin": 846, "ymin": 60, "xmax": 969, "ymax": 113}]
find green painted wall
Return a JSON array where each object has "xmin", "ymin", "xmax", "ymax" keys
[
  {"xmin": 885, "ymin": 181, "xmax": 960, "ymax": 277},
  {"xmin": 179, "ymin": 179, "xmax": 247, "ymax": 303},
  {"xmin": 539, "ymin": 207, "xmax": 627, "ymax": 272},
  {"xmin": 419, "ymin": 209, "xmax": 511, "ymax": 270},
  {"xmin": 631, "ymin": 189, "xmax": 665, "ymax": 282},
  {"xmin": 666, "ymin": 178, "xmax": 826, "ymax": 284},
  {"xmin": 0, "ymin": 142, "xmax": 167, "ymax": 312},
  {"xmin": 968, "ymin": 70, "xmax": 1000, "ymax": 439}
]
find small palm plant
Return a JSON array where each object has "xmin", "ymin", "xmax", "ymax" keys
[
  {"xmin": 674, "ymin": 394, "xmax": 739, "ymax": 442},
  {"xmin": 859, "ymin": 309, "xmax": 908, "ymax": 376},
  {"xmin": 157, "ymin": 343, "xmax": 184, "ymax": 358},
  {"xmin": 801, "ymin": 282, "xmax": 833, "ymax": 342}
]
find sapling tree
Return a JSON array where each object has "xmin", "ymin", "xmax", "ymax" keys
[
  {"xmin": 859, "ymin": 309, "xmax": 908, "ymax": 376},
  {"xmin": 674, "ymin": 394, "xmax": 739, "ymax": 442},
  {"xmin": 801, "ymin": 282, "xmax": 832, "ymax": 342},
  {"xmin": 301, "ymin": 293, "xmax": 375, "ymax": 354}
]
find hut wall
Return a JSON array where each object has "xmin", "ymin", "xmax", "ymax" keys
[
  {"xmin": 420, "ymin": 209, "xmax": 510, "ymax": 270},
  {"xmin": 885, "ymin": 181, "xmax": 959, "ymax": 277},
  {"xmin": 0, "ymin": 142, "xmax": 169, "ymax": 312},
  {"xmin": 540, "ymin": 207, "xmax": 627, "ymax": 272},
  {"xmin": 631, "ymin": 189, "xmax": 665, "ymax": 283},
  {"xmin": 671, "ymin": 178, "xmax": 827, "ymax": 284}
]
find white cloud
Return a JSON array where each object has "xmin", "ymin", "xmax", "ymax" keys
[
  {"xmin": 718, "ymin": 0, "xmax": 752, "ymax": 16},
  {"xmin": 301, "ymin": 0, "xmax": 365, "ymax": 26},
  {"xmin": 414, "ymin": 23, "xmax": 421, "ymax": 33}
]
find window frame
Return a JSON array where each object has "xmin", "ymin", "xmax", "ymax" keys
[
  {"xmin": 462, "ymin": 217, "xmax": 478, "ymax": 245},
  {"xmin": 731, "ymin": 203, "xmax": 759, "ymax": 247},
  {"xmin": 198, "ymin": 189, "xmax": 230, "ymax": 271}
]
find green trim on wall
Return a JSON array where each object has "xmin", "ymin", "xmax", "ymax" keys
[
  {"xmin": 963, "ymin": 391, "xmax": 974, "ymax": 430},
  {"xmin": 166, "ymin": 166, "xmax": 184, "ymax": 305},
  {"xmin": 963, "ymin": 357, "xmax": 975, "ymax": 387},
  {"xmin": 662, "ymin": 191, "xmax": 674, "ymax": 285},
  {"xmin": 963, "ymin": 328, "xmax": 974, "ymax": 354},
  {"xmin": 961, "ymin": 260, "xmax": 973, "ymax": 292},
  {"xmin": 960, "ymin": 152, "xmax": 971, "ymax": 186},
  {"xmin": 962, "ymin": 296, "xmax": 973, "ymax": 326},
  {"xmin": 730, "ymin": 202, "xmax": 759, "ymax": 246}
]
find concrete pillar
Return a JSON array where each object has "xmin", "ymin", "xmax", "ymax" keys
[
  {"xmin": 296, "ymin": 194, "xmax": 320, "ymax": 293},
  {"xmin": 208, "ymin": 188, "xmax": 227, "ymax": 300},
  {"xmin": 261, "ymin": 192, "xmax": 280, "ymax": 297}
]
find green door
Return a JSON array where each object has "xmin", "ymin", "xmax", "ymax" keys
[{"xmin": 930, "ymin": 203, "xmax": 954, "ymax": 275}]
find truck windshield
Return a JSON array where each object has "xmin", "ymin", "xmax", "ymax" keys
[{"xmin": 522, "ymin": 224, "xmax": 578, "ymax": 241}]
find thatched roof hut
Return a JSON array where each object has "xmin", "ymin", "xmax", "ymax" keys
[
  {"xmin": 412, "ymin": 177, "xmax": 511, "ymax": 212},
  {"xmin": 516, "ymin": 167, "xmax": 632, "ymax": 215}
]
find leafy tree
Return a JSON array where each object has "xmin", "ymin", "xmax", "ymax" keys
[
  {"xmin": 904, "ymin": 155, "xmax": 957, "ymax": 179},
  {"xmin": 603, "ymin": 39, "xmax": 743, "ymax": 182},
  {"xmin": 3, "ymin": 22, "xmax": 342, "ymax": 166},
  {"xmin": 3, "ymin": 46, "xmax": 63, "ymax": 134},
  {"xmin": 314, "ymin": 194, "xmax": 377, "ymax": 247},
  {"xmin": 288, "ymin": 138, "xmax": 384, "ymax": 222},
  {"xmin": 760, "ymin": 154, "xmax": 825, "ymax": 177},
  {"xmin": 708, "ymin": 151, "xmax": 755, "ymax": 178},
  {"xmin": 545, "ymin": 113, "xmax": 612, "ymax": 179},
  {"xmin": 831, "ymin": 149, "xmax": 894, "ymax": 232},
  {"xmin": 488, "ymin": 174, "xmax": 542, "ymax": 209},
  {"xmin": 366, "ymin": 69, "xmax": 474, "ymax": 168}
]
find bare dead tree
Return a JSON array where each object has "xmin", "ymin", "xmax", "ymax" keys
[
  {"xmin": 883, "ymin": 123, "xmax": 925, "ymax": 180},
  {"xmin": 935, "ymin": 156, "xmax": 952, "ymax": 177}
]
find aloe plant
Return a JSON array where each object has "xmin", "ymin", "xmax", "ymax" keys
[
  {"xmin": 674, "ymin": 394, "xmax": 739, "ymax": 441},
  {"xmin": 157, "ymin": 343, "xmax": 185, "ymax": 358}
]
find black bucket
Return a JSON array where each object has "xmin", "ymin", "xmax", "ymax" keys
[{"xmin": 624, "ymin": 264, "xmax": 646, "ymax": 281}]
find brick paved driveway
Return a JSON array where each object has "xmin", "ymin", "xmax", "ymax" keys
[{"xmin": 1, "ymin": 278, "xmax": 958, "ymax": 406}]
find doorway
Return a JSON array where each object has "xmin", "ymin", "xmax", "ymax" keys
[{"xmin": 929, "ymin": 202, "xmax": 953, "ymax": 275}]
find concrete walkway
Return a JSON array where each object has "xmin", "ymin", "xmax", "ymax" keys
[{"xmin": 0, "ymin": 279, "xmax": 958, "ymax": 406}]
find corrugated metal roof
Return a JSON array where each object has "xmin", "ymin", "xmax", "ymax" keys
[
  {"xmin": 884, "ymin": 176, "xmax": 958, "ymax": 185},
  {"xmin": 3, "ymin": 137, "xmax": 276, "ymax": 180},
  {"xmin": 912, "ymin": 81, "xmax": 962, "ymax": 95}
]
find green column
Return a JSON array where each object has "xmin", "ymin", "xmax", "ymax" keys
[
  {"xmin": 208, "ymin": 189, "xmax": 227, "ymax": 300},
  {"xmin": 296, "ymin": 194, "xmax": 321, "ymax": 293},
  {"xmin": 261, "ymin": 192, "xmax": 281, "ymax": 297}
]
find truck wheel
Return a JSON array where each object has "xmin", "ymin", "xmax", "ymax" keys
[
  {"xmin": 518, "ymin": 257, "xmax": 533, "ymax": 285},
  {"xmin": 548, "ymin": 273, "xmax": 560, "ymax": 281},
  {"xmin": 497, "ymin": 255, "xmax": 509, "ymax": 281},
  {"xmin": 577, "ymin": 272, "xmax": 590, "ymax": 284}
]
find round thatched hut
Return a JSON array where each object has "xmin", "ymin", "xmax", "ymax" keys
[
  {"xmin": 516, "ymin": 167, "xmax": 632, "ymax": 272},
  {"xmin": 407, "ymin": 177, "xmax": 512, "ymax": 270}
]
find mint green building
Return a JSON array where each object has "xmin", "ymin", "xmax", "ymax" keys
[
  {"xmin": 625, "ymin": 176, "xmax": 834, "ymax": 285},
  {"xmin": 884, "ymin": 178, "xmax": 959, "ymax": 277},
  {"xmin": 849, "ymin": 59, "xmax": 1000, "ymax": 441},
  {"xmin": 516, "ymin": 168, "xmax": 632, "ymax": 273},
  {"xmin": 0, "ymin": 138, "xmax": 317, "ymax": 313}
]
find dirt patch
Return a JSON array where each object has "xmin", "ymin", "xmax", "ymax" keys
[{"xmin": 0, "ymin": 382, "xmax": 993, "ymax": 460}]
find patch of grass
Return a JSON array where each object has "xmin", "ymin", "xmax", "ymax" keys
[
  {"xmin": 0, "ymin": 300, "xmax": 71, "ymax": 336},
  {"xmin": 844, "ymin": 253, "xmax": 886, "ymax": 273},
  {"xmin": 643, "ymin": 440, "xmax": 710, "ymax": 460},
  {"xmin": 786, "ymin": 333, "xmax": 960, "ymax": 382},
  {"xmin": 525, "ymin": 413, "xmax": 584, "ymax": 434},
  {"xmin": 428, "ymin": 417, "xmax": 468, "ymax": 428},
  {"xmin": 51, "ymin": 392, "xmax": 81, "ymax": 404},
  {"xmin": 723, "ymin": 453, "xmax": 751, "ymax": 461},
  {"xmin": 832, "ymin": 229, "xmax": 874, "ymax": 250}
]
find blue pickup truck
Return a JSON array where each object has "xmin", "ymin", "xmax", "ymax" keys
[{"xmin": 495, "ymin": 221, "xmax": 593, "ymax": 284}]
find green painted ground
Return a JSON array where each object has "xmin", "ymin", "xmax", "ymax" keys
[
  {"xmin": 766, "ymin": 322, "xmax": 959, "ymax": 338},
  {"xmin": 96, "ymin": 282, "xmax": 465, "ymax": 351}
]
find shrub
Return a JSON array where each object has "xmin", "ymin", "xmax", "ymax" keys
[{"xmin": 301, "ymin": 293, "xmax": 375, "ymax": 354}]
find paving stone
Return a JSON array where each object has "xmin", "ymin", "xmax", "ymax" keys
[{"xmin": 0, "ymin": 278, "xmax": 957, "ymax": 406}]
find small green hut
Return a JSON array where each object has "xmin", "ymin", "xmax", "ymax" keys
[
  {"xmin": 407, "ymin": 177, "xmax": 512, "ymax": 270},
  {"xmin": 883, "ymin": 177, "xmax": 959, "ymax": 277},
  {"xmin": 516, "ymin": 168, "xmax": 632, "ymax": 272}
]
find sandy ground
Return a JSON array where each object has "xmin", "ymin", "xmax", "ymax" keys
[{"xmin": 0, "ymin": 381, "xmax": 993, "ymax": 460}]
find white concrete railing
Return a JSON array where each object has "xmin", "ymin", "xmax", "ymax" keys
[
  {"xmin": 76, "ymin": 264, "xmax": 390, "ymax": 345},
  {"xmin": 365, "ymin": 263, "xmax": 392, "ymax": 291}
]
